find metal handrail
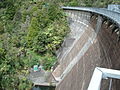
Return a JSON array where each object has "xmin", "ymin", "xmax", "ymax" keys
[{"xmin": 88, "ymin": 67, "xmax": 120, "ymax": 90}]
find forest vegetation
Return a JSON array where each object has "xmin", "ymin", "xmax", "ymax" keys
[{"xmin": 0, "ymin": 0, "xmax": 120, "ymax": 89}]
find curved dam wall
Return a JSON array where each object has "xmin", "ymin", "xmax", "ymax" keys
[
  {"xmin": 53, "ymin": 11, "xmax": 92, "ymax": 77},
  {"xmin": 54, "ymin": 9, "xmax": 120, "ymax": 90}
]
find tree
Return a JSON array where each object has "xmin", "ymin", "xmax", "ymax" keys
[
  {"xmin": 0, "ymin": 0, "xmax": 69, "ymax": 89},
  {"xmin": 27, "ymin": 17, "xmax": 39, "ymax": 47}
]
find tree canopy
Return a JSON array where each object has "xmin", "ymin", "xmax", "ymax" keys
[{"xmin": 0, "ymin": 0, "xmax": 69, "ymax": 89}]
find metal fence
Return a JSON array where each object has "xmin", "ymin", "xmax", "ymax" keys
[{"xmin": 88, "ymin": 67, "xmax": 120, "ymax": 90}]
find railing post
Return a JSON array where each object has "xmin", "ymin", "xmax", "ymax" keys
[
  {"xmin": 88, "ymin": 67, "xmax": 120, "ymax": 90},
  {"xmin": 88, "ymin": 68, "xmax": 103, "ymax": 90}
]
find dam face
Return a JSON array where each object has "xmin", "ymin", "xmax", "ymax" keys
[{"xmin": 54, "ymin": 9, "xmax": 120, "ymax": 90}]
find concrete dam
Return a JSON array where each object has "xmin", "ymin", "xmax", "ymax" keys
[{"xmin": 52, "ymin": 5, "xmax": 120, "ymax": 90}]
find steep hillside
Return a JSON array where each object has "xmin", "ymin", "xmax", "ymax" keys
[{"xmin": 0, "ymin": 0, "xmax": 69, "ymax": 89}]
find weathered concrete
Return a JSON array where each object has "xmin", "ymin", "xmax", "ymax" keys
[
  {"xmin": 53, "ymin": 11, "xmax": 92, "ymax": 78},
  {"xmin": 28, "ymin": 69, "xmax": 57, "ymax": 86},
  {"xmin": 54, "ymin": 9, "xmax": 120, "ymax": 90}
]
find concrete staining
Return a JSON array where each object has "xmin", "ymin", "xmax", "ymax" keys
[
  {"xmin": 53, "ymin": 8, "xmax": 120, "ymax": 90},
  {"xmin": 53, "ymin": 11, "xmax": 93, "ymax": 78},
  {"xmin": 60, "ymin": 16, "xmax": 103, "ymax": 81}
]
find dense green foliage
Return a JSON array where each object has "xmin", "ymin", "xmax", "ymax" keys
[
  {"xmin": 0, "ymin": 0, "xmax": 120, "ymax": 89},
  {"xmin": 59, "ymin": 0, "xmax": 120, "ymax": 7},
  {"xmin": 0, "ymin": 0, "xmax": 69, "ymax": 89}
]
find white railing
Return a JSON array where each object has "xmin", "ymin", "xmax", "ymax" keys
[{"xmin": 88, "ymin": 67, "xmax": 120, "ymax": 90}]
